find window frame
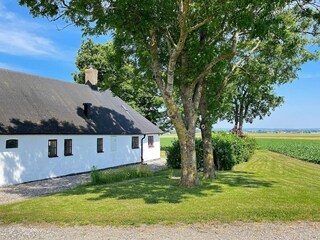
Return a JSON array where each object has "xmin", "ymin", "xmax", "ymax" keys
[
  {"xmin": 6, "ymin": 139, "xmax": 18, "ymax": 149},
  {"xmin": 97, "ymin": 138, "xmax": 104, "ymax": 153},
  {"xmin": 48, "ymin": 139, "xmax": 58, "ymax": 158},
  {"xmin": 148, "ymin": 136, "xmax": 154, "ymax": 148},
  {"xmin": 131, "ymin": 136, "xmax": 140, "ymax": 149},
  {"xmin": 64, "ymin": 139, "xmax": 73, "ymax": 156}
]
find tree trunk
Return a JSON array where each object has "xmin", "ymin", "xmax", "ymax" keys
[
  {"xmin": 234, "ymin": 101, "xmax": 239, "ymax": 131},
  {"xmin": 178, "ymin": 128, "xmax": 200, "ymax": 186},
  {"xmin": 200, "ymin": 82, "xmax": 215, "ymax": 179},
  {"xmin": 238, "ymin": 100, "xmax": 244, "ymax": 135},
  {"xmin": 149, "ymin": 29, "xmax": 199, "ymax": 187},
  {"xmin": 201, "ymin": 122, "xmax": 215, "ymax": 179},
  {"xmin": 166, "ymin": 99, "xmax": 200, "ymax": 187},
  {"xmin": 232, "ymin": 100, "xmax": 240, "ymax": 134}
]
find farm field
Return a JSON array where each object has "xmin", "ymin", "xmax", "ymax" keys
[
  {"xmin": 161, "ymin": 133, "xmax": 320, "ymax": 164},
  {"xmin": 256, "ymin": 139, "xmax": 320, "ymax": 164},
  {"xmin": 249, "ymin": 133, "xmax": 320, "ymax": 140},
  {"xmin": 252, "ymin": 133, "xmax": 320, "ymax": 164},
  {"xmin": 0, "ymin": 150, "xmax": 319, "ymax": 225}
]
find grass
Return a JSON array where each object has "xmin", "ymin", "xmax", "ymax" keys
[
  {"xmin": 160, "ymin": 136, "xmax": 177, "ymax": 149},
  {"xmin": 0, "ymin": 150, "xmax": 319, "ymax": 225}
]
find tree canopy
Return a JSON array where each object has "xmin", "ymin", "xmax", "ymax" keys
[
  {"xmin": 19, "ymin": 0, "xmax": 320, "ymax": 186},
  {"xmin": 73, "ymin": 39, "xmax": 170, "ymax": 131}
]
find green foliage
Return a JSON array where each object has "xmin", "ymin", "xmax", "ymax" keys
[
  {"xmin": 19, "ymin": 0, "xmax": 319, "ymax": 184},
  {"xmin": 257, "ymin": 139, "xmax": 320, "ymax": 164},
  {"xmin": 90, "ymin": 165, "xmax": 153, "ymax": 185},
  {"xmin": 90, "ymin": 166, "xmax": 100, "ymax": 185},
  {"xmin": 203, "ymin": 10, "xmax": 319, "ymax": 130},
  {"xmin": 166, "ymin": 139, "xmax": 203, "ymax": 169},
  {"xmin": 166, "ymin": 133, "xmax": 256, "ymax": 170},
  {"xmin": 165, "ymin": 140, "xmax": 180, "ymax": 169},
  {"xmin": 73, "ymin": 39, "xmax": 171, "ymax": 131},
  {"xmin": 213, "ymin": 132, "xmax": 256, "ymax": 170}
]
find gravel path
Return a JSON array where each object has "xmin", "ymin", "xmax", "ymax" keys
[
  {"xmin": 0, "ymin": 159, "xmax": 167, "ymax": 205},
  {"xmin": 0, "ymin": 172, "xmax": 91, "ymax": 205},
  {"xmin": 0, "ymin": 222, "xmax": 319, "ymax": 240}
]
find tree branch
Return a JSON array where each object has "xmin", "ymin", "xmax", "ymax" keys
[
  {"xmin": 166, "ymin": 28, "xmax": 177, "ymax": 48},
  {"xmin": 189, "ymin": 17, "xmax": 212, "ymax": 32},
  {"xmin": 192, "ymin": 31, "xmax": 240, "ymax": 108},
  {"xmin": 207, "ymin": 28, "xmax": 226, "ymax": 45},
  {"xmin": 166, "ymin": 0, "xmax": 190, "ymax": 95},
  {"xmin": 193, "ymin": 31, "xmax": 240, "ymax": 90},
  {"xmin": 149, "ymin": 30, "xmax": 165, "ymax": 94},
  {"xmin": 215, "ymin": 39, "xmax": 261, "ymax": 99},
  {"xmin": 56, "ymin": 22, "xmax": 73, "ymax": 31},
  {"xmin": 207, "ymin": 15, "xmax": 228, "ymax": 45}
]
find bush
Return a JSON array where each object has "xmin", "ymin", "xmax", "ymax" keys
[
  {"xmin": 166, "ymin": 138, "xmax": 203, "ymax": 169},
  {"xmin": 166, "ymin": 132, "xmax": 256, "ymax": 170},
  {"xmin": 90, "ymin": 165, "xmax": 153, "ymax": 185},
  {"xmin": 213, "ymin": 132, "xmax": 256, "ymax": 170}
]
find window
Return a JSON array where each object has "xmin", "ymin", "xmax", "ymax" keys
[
  {"xmin": 48, "ymin": 139, "xmax": 57, "ymax": 157},
  {"xmin": 64, "ymin": 139, "xmax": 72, "ymax": 156},
  {"xmin": 6, "ymin": 139, "xmax": 18, "ymax": 149},
  {"xmin": 148, "ymin": 136, "xmax": 154, "ymax": 148},
  {"xmin": 132, "ymin": 136, "xmax": 139, "ymax": 149},
  {"xmin": 97, "ymin": 138, "xmax": 103, "ymax": 153}
]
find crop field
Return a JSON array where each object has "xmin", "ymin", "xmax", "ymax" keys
[
  {"xmin": 256, "ymin": 139, "xmax": 320, "ymax": 164},
  {"xmin": 252, "ymin": 133, "xmax": 320, "ymax": 164},
  {"xmin": 250, "ymin": 133, "xmax": 320, "ymax": 140},
  {"xmin": 161, "ymin": 133, "xmax": 201, "ymax": 149},
  {"xmin": 161, "ymin": 133, "xmax": 320, "ymax": 164}
]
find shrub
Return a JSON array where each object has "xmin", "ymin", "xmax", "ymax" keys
[
  {"xmin": 166, "ymin": 138, "xmax": 203, "ymax": 169},
  {"xmin": 213, "ymin": 132, "xmax": 256, "ymax": 170},
  {"xmin": 166, "ymin": 132, "xmax": 256, "ymax": 170},
  {"xmin": 90, "ymin": 166, "xmax": 100, "ymax": 185},
  {"xmin": 90, "ymin": 165, "xmax": 153, "ymax": 185}
]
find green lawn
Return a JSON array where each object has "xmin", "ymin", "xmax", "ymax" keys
[{"xmin": 0, "ymin": 150, "xmax": 319, "ymax": 225}]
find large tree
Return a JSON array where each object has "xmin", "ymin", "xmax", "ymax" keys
[
  {"xmin": 198, "ymin": 8, "xmax": 319, "ymax": 177},
  {"xmin": 73, "ymin": 39, "xmax": 170, "ymax": 131},
  {"xmin": 19, "ymin": 0, "xmax": 320, "ymax": 186},
  {"xmin": 228, "ymin": 84, "xmax": 284, "ymax": 135}
]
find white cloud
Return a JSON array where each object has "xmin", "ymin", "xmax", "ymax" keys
[
  {"xmin": 0, "ymin": 30, "xmax": 60, "ymax": 57},
  {"xmin": 0, "ymin": 2, "xmax": 63, "ymax": 59}
]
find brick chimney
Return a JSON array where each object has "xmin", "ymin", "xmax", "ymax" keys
[{"xmin": 85, "ymin": 67, "xmax": 98, "ymax": 85}]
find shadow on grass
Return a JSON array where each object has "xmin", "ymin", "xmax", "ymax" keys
[
  {"xmin": 53, "ymin": 170, "xmax": 275, "ymax": 204},
  {"xmin": 216, "ymin": 171, "xmax": 276, "ymax": 188}
]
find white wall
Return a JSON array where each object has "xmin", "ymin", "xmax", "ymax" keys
[
  {"xmin": 142, "ymin": 134, "xmax": 161, "ymax": 162},
  {"xmin": 0, "ymin": 134, "xmax": 159, "ymax": 186}
]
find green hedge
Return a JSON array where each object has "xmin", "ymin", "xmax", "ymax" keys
[
  {"xmin": 212, "ymin": 132, "xmax": 256, "ymax": 170},
  {"xmin": 166, "ymin": 132, "xmax": 256, "ymax": 170},
  {"xmin": 166, "ymin": 138, "xmax": 203, "ymax": 169},
  {"xmin": 90, "ymin": 165, "xmax": 153, "ymax": 185}
]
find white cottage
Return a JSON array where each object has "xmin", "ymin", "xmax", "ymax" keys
[{"xmin": 0, "ymin": 68, "xmax": 162, "ymax": 186}]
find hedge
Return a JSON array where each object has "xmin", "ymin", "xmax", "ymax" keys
[{"xmin": 166, "ymin": 132, "xmax": 256, "ymax": 170}]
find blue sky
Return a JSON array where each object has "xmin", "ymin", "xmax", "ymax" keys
[{"xmin": 0, "ymin": 0, "xmax": 319, "ymax": 129}]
